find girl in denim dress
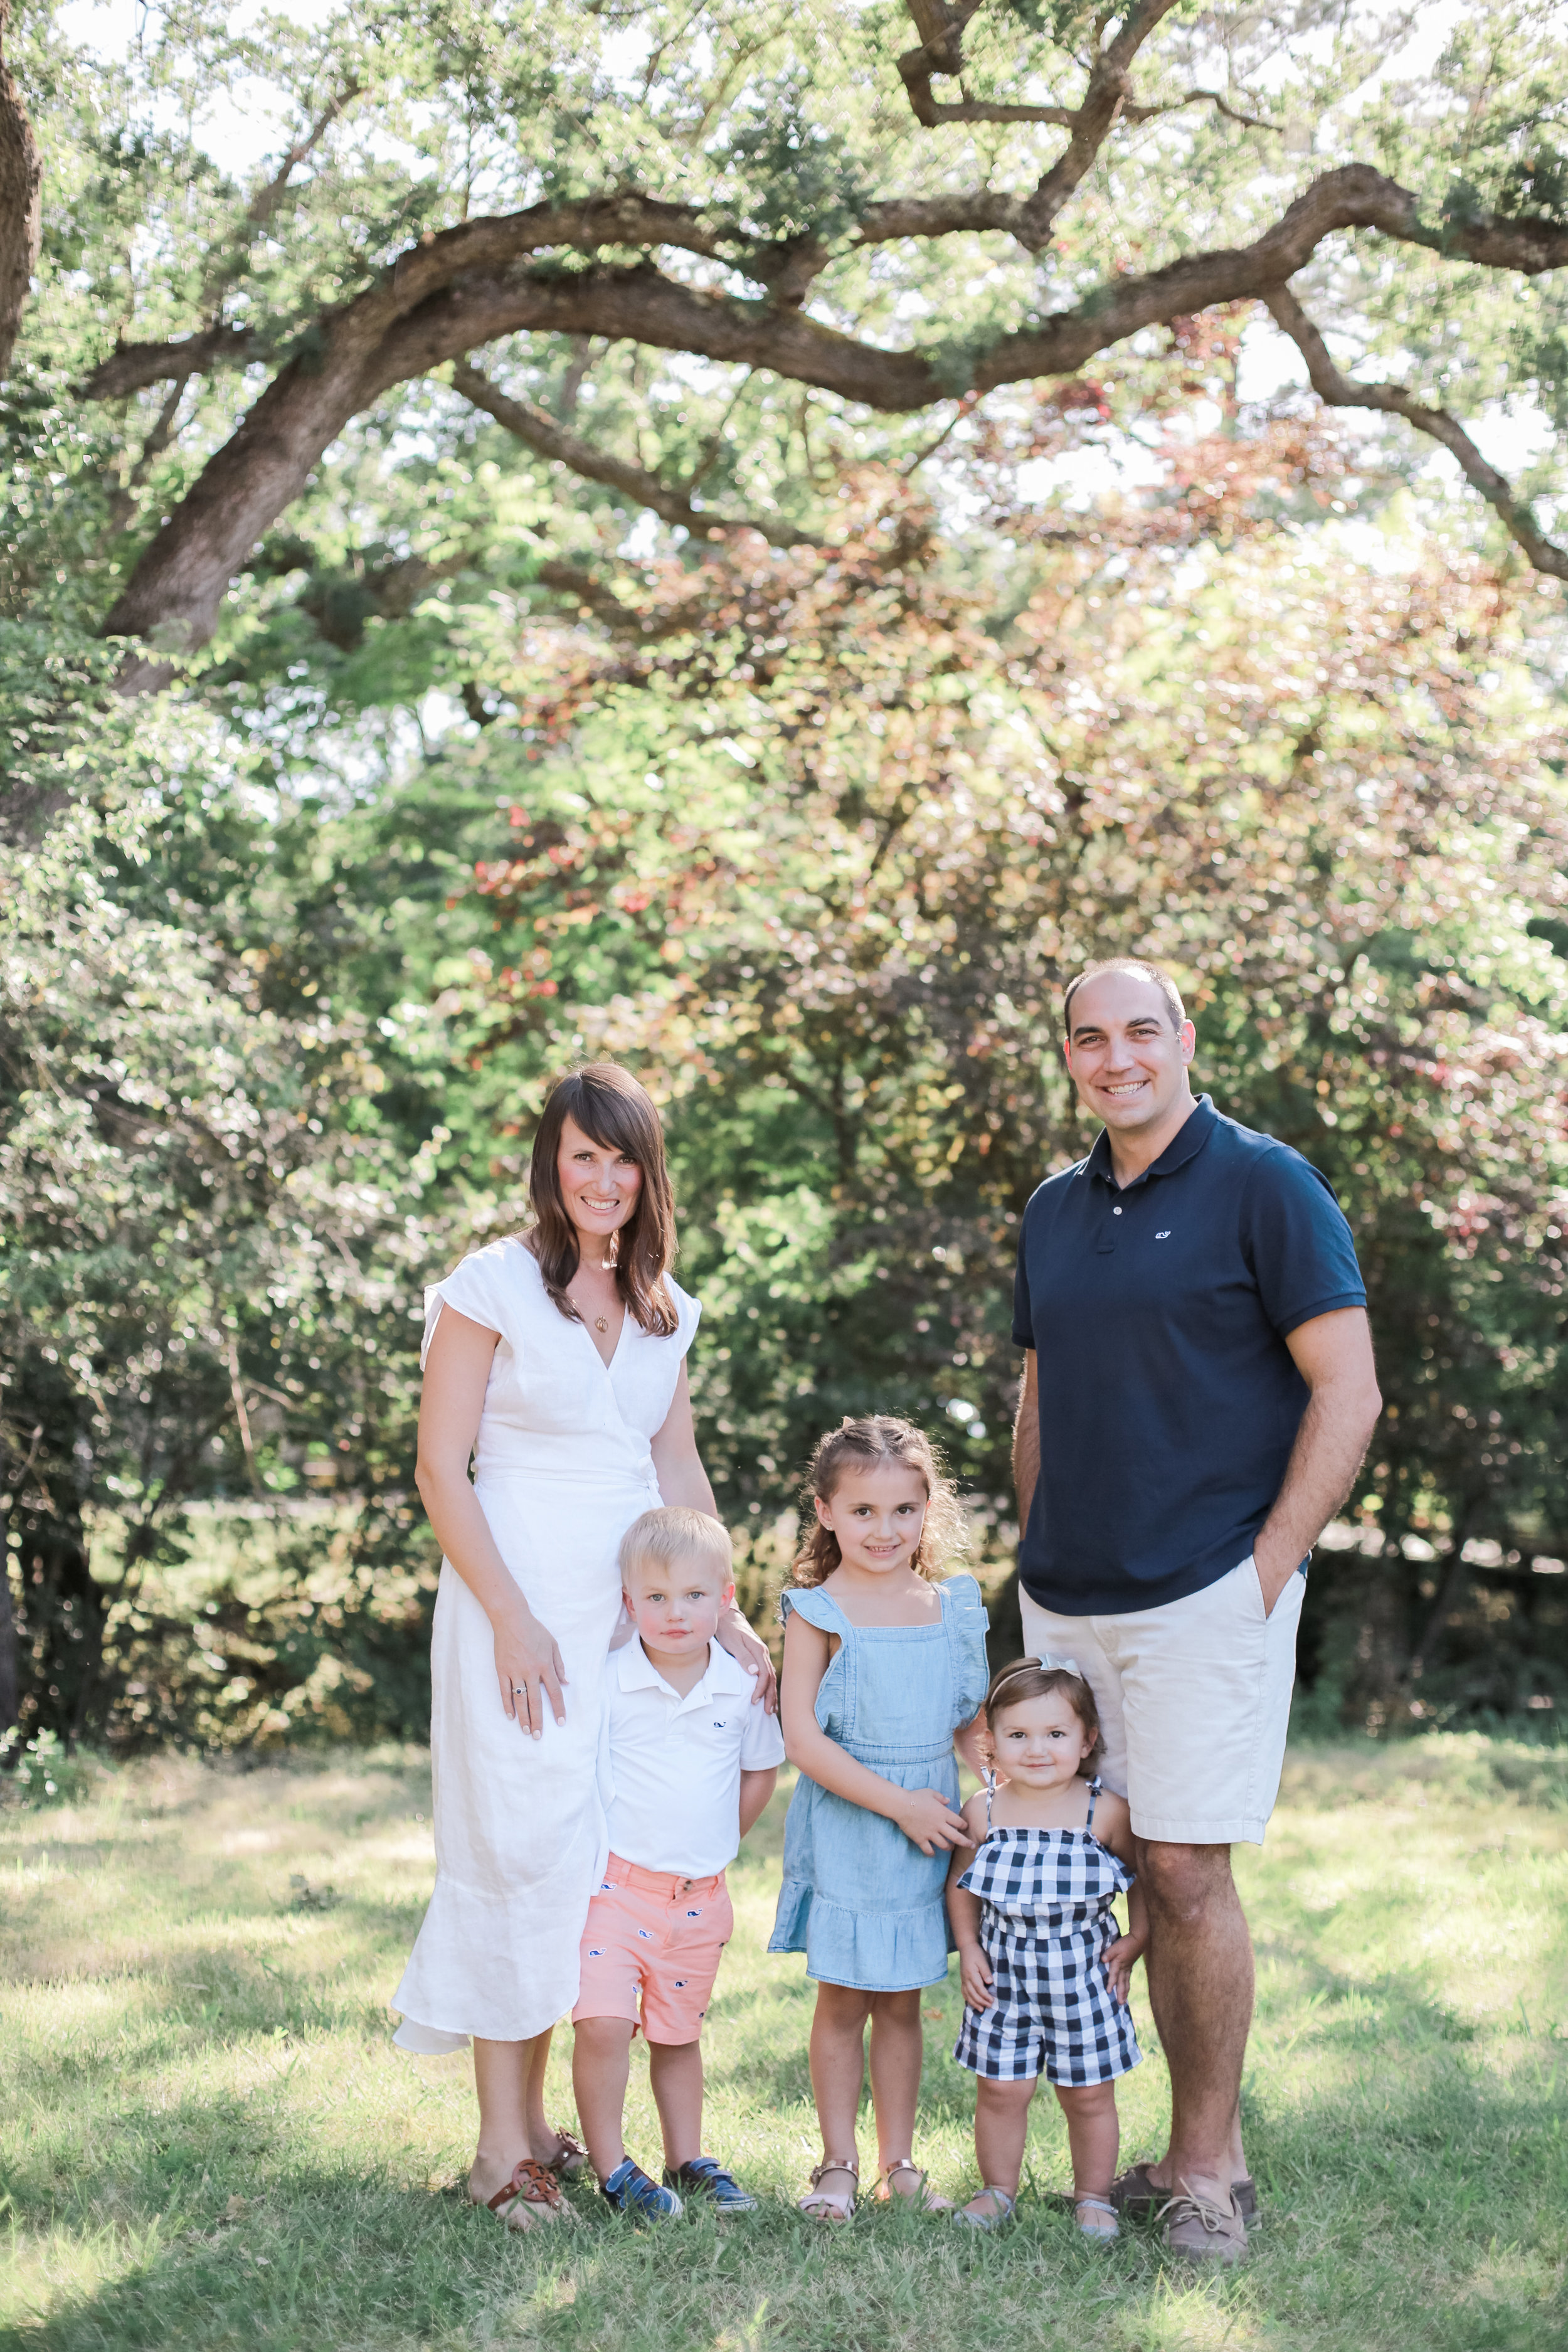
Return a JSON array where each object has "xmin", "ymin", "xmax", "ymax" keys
[{"xmin": 771, "ymin": 1417, "xmax": 989, "ymax": 2220}]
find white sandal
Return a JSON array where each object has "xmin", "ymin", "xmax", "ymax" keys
[
  {"xmin": 798, "ymin": 2156, "xmax": 859, "ymax": 2222},
  {"xmin": 1075, "ymin": 2193, "xmax": 1120, "ymax": 2240}
]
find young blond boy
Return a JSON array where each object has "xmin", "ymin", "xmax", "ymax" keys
[{"xmin": 571, "ymin": 1506, "xmax": 783, "ymax": 2219}]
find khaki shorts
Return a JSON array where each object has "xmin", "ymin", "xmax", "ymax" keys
[{"xmin": 1019, "ymin": 1555, "xmax": 1304, "ymax": 1847}]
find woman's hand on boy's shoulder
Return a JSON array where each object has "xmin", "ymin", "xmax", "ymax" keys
[{"xmin": 716, "ymin": 1602, "xmax": 779, "ymax": 1712}]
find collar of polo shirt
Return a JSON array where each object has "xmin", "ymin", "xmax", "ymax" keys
[
  {"xmin": 617, "ymin": 1634, "xmax": 758, "ymax": 1707},
  {"xmin": 1086, "ymin": 1093, "xmax": 1217, "ymax": 1191}
]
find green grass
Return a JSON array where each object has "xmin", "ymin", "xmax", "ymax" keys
[{"xmin": 3, "ymin": 1735, "xmax": 1565, "ymax": 2351}]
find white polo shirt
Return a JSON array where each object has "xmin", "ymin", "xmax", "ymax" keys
[{"xmin": 600, "ymin": 1637, "xmax": 786, "ymax": 1878}]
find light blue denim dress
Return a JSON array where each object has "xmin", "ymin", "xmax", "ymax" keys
[{"xmin": 768, "ymin": 1572, "xmax": 990, "ymax": 1991}]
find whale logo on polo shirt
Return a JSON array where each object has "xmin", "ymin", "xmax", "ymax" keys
[{"xmin": 1156, "ymin": 1231, "xmax": 1172, "ymax": 1239}]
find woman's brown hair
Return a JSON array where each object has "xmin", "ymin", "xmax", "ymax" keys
[
  {"xmin": 982, "ymin": 1656, "xmax": 1104, "ymax": 1777},
  {"xmin": 524, "ymin": 1064, "xmax": 679, "ymax": 1337},
  {"xmin": 792, "ymin": 1416, "xmax": 967, "ymax": 1587}
]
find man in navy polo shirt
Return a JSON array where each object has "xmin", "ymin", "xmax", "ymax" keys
[{"xmin": 1012, "ymin": 958, "xmax": 1380, "ymax": 2261}]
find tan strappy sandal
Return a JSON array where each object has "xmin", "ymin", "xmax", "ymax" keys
[
  {"xmin": 798, "ymin": 2156, "xmax": 859, "ymax": 2222},
  {"xmin": 875, "ymin": 2158, "xmax": 952, "ymax": 2213},
  {"xmin": 470, "ymin": 2156, "xmax": 575, "ymax": 2231}
]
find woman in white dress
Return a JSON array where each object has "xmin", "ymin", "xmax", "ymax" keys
[{"xmin": 391, "ymin": 1063, "xmax": 773, "ymax": 2228}]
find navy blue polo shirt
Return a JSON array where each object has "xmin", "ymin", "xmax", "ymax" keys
[{"xmin": 1014, "ymin": 1095, "xmax": 1366, "ymax": 1616}]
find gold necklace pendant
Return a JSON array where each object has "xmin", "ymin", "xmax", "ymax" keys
[{"xmin": 595, "ymin": 1315, "xmax": 609, "ymax": 1333}]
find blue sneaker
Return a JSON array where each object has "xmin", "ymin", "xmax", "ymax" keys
[
  {"xmin": 664, "ymin": 2156, "xmax": 758, "ymax": 2213},
  {"xmin": 601, "ymin": 2158, "xmax": 683, "ymax": 2222}
]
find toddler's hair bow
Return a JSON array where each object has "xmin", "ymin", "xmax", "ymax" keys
[{"xmin": 1034, "ymin": 1650, "xmax": 1083, "ymax": 1679}]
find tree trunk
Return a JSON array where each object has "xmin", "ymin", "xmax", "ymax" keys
[
  {"xmin": 0, "ymin": 1546, "xmax": 18, "ymax": 1740},
  {"xmin": 0, "ymin": 0, "xmax": 42, "ymax": 381}
]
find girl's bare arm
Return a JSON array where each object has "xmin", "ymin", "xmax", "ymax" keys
[
  {"xmin": 1091, "ymin": 1788, "xmax": 1150, "ymax": 2000},
  {"xmin": 946, "ymin": 1801, "xmax": 992, "ymax": 2006},
  {"xmin": 780, "ymin": 1611, "xmax": 973, "ymax": 1857},
  {"xmin": 738, "ymin": 1767, "xmax": 778, "ymax": 1840},
  {"xmin": 953, "ymin": 1710, "xmax": 988, "ymax": 1782},
  {"xmin": 415, "ymin": 1305, "xmax": 567, "ymax": 1734}
]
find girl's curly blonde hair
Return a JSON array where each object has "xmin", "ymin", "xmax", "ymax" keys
[{"xmin": 791, "ymin": 1415, "xmax": 968, "ymax": 1588}]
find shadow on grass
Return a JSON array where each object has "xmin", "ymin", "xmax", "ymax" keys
[
  {"xmin": 9, "ymin": 2033, "xmax": 1568, "ymax": 2352},
  {"xmin": 4, "ymin": 1932, "xmax": 415, "ymax": 2096}
]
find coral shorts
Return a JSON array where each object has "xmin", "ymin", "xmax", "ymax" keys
[{"xmin": 572, "ymin": 1853, "xmax": 733, "ymax": 2045}]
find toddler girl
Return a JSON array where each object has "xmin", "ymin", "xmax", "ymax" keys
[
  {"xmin": 947, "ymin": 1656, "xmax": 1147, "ymax": 2238},
  {"xmin": 769, "ymin": 1416, "xmax": 989, "ymax": 2220}
]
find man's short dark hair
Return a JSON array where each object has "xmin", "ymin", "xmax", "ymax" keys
[{"xmin": 1062, "ymin": 958, "xmax": 1187, "ymax": 1039}]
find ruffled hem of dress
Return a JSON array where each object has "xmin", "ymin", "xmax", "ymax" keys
[
  {"xmin": 767, "ymin": 1877, "xmax": 953, "ymax": 1991},
  {"xmin": 392, "ymin": 2015, "xmax": 472, "ymax": 2055},
  {"xmin": 391, "ymin": 1874, "xmax": 588, "ymax": 2045}
]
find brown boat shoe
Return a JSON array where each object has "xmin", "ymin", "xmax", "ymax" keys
[
  {"xmin": 1158, "ymin": 2179, "xmax": 1248, "ymax": 2264},
  {"xmin": 1113, "ymin": 2161, "xmax": 1257, "ymax": 2222}
]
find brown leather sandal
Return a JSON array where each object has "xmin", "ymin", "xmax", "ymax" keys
[
  {"xmin": 472, "ymin": 2157, "xmax": 575, "ymax": 2230},
  {"xmin": 546, "ymin": 2128, "xmax": 590, "ymax": 2178}
]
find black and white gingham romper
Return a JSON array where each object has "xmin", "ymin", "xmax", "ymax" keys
[{"xmin": 953, "ymin": 1777, "xmax": 1142, "ymax": 2087}]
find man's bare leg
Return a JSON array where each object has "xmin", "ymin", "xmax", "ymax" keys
[{"xmin": 1136, "ymin": 1841, "xmax": 1252, "ymax": 2207}]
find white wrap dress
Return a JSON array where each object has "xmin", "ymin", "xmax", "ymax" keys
[{"xmin": 391, "ymin": 1237, "xmax": 701, "ymax": 2050}]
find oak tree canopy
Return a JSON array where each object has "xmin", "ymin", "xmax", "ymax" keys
[{"xmin": 7, "ymin": 0, "xmax": 1568, "ymax": 686}]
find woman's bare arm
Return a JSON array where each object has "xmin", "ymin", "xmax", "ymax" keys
[
  {"xmin": 649, "ymin": 1362, "xmax": 718, "ymax": 1512},
  {"xmin": 779, "ymin": 1611, "xmax": 973, "ymax": 1856},
  {"xmin": 415, "ymin": 1304, "xmax": 568, "ymax": 1737},
  {"xmin": 651, "ymin": 1364, "xmax": 778, "ymax": 1710}
]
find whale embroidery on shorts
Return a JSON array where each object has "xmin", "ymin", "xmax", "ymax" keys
[{"xmin": 1156, "ymin": 1230, "xmax": 1172, "ymax": 1239}]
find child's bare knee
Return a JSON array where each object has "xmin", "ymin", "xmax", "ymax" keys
[
  {"xmin": 977, "ymin": 2075, "xmax": 1036, "ymax": 2114},
  {"xmin": 817, "ymin": 1982, "xmax": 876, "ymax": 2026},
  {"xmin": 573, "ymin": 2015, "xmax": 634, "ymax": 2054},
  {"xmin": 1054, "ymin": 2080, "xmax": 1116, "ymax": 2116}
]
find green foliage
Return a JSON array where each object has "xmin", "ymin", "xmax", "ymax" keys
[{"xmin": 4, "ymin": 0, "xmax": 1568, "ymax": 1757}]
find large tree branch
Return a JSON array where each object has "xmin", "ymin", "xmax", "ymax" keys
[
  {"xmin": 99, "ymin": 164, "xmax": 1568, "ymax": 686},
  {"xmin": 0, "ymin": 0, "xmax": 42, "ymax": 380},
  {"xmin": 82, "ymin": 157, "xmax": 1568, "ymax": 403},
  {"xmin": 1264, "ymin": 283, "xmax": 1568, "ymax": 582},
  {"xmin": 83, "ymin": 323, "xmax": 261, "ymax": 400},
  {"xmin": 450, "ymin": 359, "xmax": 813, "ymax": 547}
]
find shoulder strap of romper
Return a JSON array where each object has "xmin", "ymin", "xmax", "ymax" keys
[{"xmin": 1084, "ymin": 1774, "xmax": 1100, "ymax": 1831}]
